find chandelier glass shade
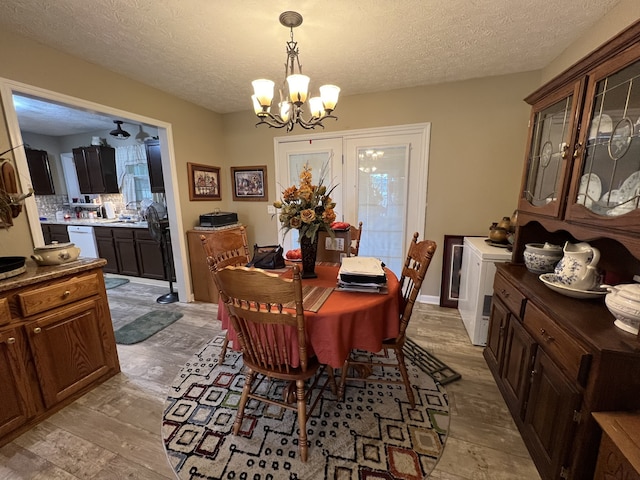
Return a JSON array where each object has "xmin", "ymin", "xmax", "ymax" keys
[{"xmin": 251, "ymin": 11, "xmax": 340, "ymax": 132}]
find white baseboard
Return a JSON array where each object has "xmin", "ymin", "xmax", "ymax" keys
[{"xmin": 419, "ymin": 294, "xmax": 440, "ymax": 305}]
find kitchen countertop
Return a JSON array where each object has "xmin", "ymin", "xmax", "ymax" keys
[
  {"xmin": 0, "ymin": 258, "xmax": 107, "ymax": 293},
  {"xmin": 41, "ymin": 219, "xmax": 148, "ymax": 228}
]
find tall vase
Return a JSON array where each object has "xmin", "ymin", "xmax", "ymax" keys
[{"xmin": 300, "ymin": 234, "xmax": 318, "ymax": 279}]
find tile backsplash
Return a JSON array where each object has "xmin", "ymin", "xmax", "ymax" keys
[{"xmin": 35, "ymin": 193, "xmax": 127, "ymax": 220}]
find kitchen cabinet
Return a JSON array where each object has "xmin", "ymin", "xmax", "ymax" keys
[
  {"xmin": 94, "ymin": 225, "xmax": 172, "ymax": 280},
  {"xmin": 94, "ymin": 226, "xmax": 118, "ymax": 274},
  {"xmin": 144, "ymin": 139, "xmax": 165, "ymax": 193},
  {"xmin": 0, "ymin": 259, "xmax": 120, "ymax": 447},
  {"xmin": 41, "ymin": 223, "xmax": 70, "ymax": 245},
  {"xmin": 135, "ymin": 229, "xmax": 167, "ymax": 280},
  {"xmin": 72, "ymin": 146, "xmax": 118, "ymax": 194},
  {"xmin": 114, "ymin": 228, "xmax": 139, "ymax": 276},
  {"xmin": 24, "ymin": 148, "xmax": 55, "ymax": 195}
]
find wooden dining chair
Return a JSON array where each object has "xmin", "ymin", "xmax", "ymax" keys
[
  {"xmin": 338, "ymin": 232, "xmax": 437, "ymax": 408},
  {"xmin": 349, "ymin": 221, "xmax": 363, "ymax": 256},
  {"xmin": 200, "ymin": 226, "xmax": 250, "ymax": 363},
  {"xmin": 213, "ymin": 265, "xmax": 335, "ymax": 462}
]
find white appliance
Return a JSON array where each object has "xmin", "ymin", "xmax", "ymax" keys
[
  {"xmin": 67, "ymin": 225, "xmax": 99, "ymax": 259},
  {"xmin": 458, "ymin": 236, "xmax": 512, "ymax": 346}
]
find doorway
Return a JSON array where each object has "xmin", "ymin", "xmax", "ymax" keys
[
  {"xmin": 0, "ymin": 78, "xmax": 191, "ymax": 302},
  {"xmin": 275, "ymin": 124, "xmax": 430, "ymax": 275}
]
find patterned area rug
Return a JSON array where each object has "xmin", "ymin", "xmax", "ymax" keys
[{"xmin": 163, "ymin": 335, "xmax": 449, "ymax": 479}]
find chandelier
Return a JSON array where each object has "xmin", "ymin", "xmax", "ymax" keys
[{"xmin": 251, "ymin": 11, "xmax": 340, "ymax": 132}]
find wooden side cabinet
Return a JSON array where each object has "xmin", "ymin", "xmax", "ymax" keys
[
  {"xmin": 187, "ymin": 226, "xmax": 247, "ymax": 302},
  {"xmin": 593, "ymin": 411, "xmax": 640, "ymax": 480},
  {"xmin": 0, "ymin": 260, "xmax": 120, "ymax": 447}
]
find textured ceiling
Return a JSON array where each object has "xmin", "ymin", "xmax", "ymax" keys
[{"xmin": 0, "ymin": 0, "xmax": 623, "ymax": 135}]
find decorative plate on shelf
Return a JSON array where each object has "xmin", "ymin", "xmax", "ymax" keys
[
  {"xmin": 577, "ymin": 173, "xmax": 602, "ymax": 208},
  {"xmin": 539, "ymin": 273, "xmax": 607, "ymax": 299}
]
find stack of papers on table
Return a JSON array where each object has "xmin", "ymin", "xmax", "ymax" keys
[{"xmin": 337, "ymin": 257, "xmax": 387, "ymax": 292}]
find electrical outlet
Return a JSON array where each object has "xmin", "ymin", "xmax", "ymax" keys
[{"xmin": 267, "ymin": 205, "xmax": 276, "ymax": 215}]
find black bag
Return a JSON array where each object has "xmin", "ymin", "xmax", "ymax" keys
[{"xmin": 247, "ymin": 244, "xmax": 286, "ymax": 269}]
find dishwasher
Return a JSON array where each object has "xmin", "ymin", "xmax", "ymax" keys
[{"xmin": 67, "ymin": 225, "xmax": 99, "ymax": 259}]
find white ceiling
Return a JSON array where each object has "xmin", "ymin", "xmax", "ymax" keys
[{"xmin": 0, "ymin": 0, "xmax": 624, "ymax": 136}]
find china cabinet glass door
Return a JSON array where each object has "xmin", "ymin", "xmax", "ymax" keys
[
  {"xmin": 518, "ymin": 82, "xmax": 582, "ymax": 218},
  {"xmin": 567, "ymin": 44, "xmax": 640, "ymax": 232}
]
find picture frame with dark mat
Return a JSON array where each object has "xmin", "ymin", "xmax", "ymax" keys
[{"xmin": 440, "ymin": 235, "xmax": 464, "ymax": 308}]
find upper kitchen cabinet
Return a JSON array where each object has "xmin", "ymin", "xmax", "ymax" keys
[
  {"xmin": 72, "ymin": 146, "xmax": 118, "ymax": 194},
  {"xmin": 24, "ymin": 148, "xmax": 55, "ymax": 195},
  {"xmin": 516, "ymin": 22, "xmax": 640, "ymax": 263},
  {"xmin": 144, "ymin": 139, "xmax": 165, "ymax": 193}
]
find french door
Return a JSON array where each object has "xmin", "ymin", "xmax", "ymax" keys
[{"xmin": 275, "ymin": 125, "xmax": 429, "ymax": 276}]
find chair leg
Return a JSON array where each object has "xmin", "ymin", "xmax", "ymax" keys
[
  {"xmin": 395, "ymin": 348, "xmax": 415, "ymax": 408},
  {"xmin": 233, "ymin": 369, "xmax": 254, "ymax": 435},
  {"xmin": 219, "ymin": 331, "xmax": 229, "ymax": 364},
  {"xmin": 296, "ymin": 379, "xmax": 308, "ymax": 462},
  {"xmin": 337, "ymin": 358, "xmax": 350, "ymax": 400},
  {"xmin": 327, "ymin": 366, "xmax": 337, "ymax": 396}
]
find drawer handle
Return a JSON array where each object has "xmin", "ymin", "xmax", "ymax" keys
[
  {"xmin": 7, "ymin": 337, "xmax": 15, "ymax": 344},
  {"xmin": 33, "ymin": 327, "xmax": 42, "ymax": 334},
  {"xmin": 501, "ymin": 289, "xmax": 510, "ymax": 298},
  {"xmin": 539, "ymin": 328, "xmax": 555, "ymax": 343},
  {"xmin": 62, "ymin": 290, "xmax": 71, "ymax": 298}
]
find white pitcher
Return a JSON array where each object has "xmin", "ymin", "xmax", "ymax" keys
[{"xmin": 554, "ymin": 241, "xmax": 600, "ymax": 291}]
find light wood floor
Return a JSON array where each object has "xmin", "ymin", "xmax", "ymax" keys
[{"xmin": 0, "ymin": 281, "xmax": 541, "ymax": 479}]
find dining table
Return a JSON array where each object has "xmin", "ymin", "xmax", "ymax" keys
[{"xmin": 216, "ymin": 263, "xmax": 401, "ymax": 369}]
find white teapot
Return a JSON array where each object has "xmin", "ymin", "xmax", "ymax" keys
[{"xmin": 554, "ymin": 241, "xmax": 600, "ymax": 291}]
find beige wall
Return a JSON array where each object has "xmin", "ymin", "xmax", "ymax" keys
[{"xmin": 542, "ymin": 0, "xmax": 640, "ymax": 82}]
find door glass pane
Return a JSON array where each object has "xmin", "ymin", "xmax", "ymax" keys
[
  {"xmin": 357, "ymin": 145, "xmax": 408, "ymax": 274},
  {"xmin": 580, "ymin": 59, "xmax": 640, "ymax": 216},
  {"xmin": 524, "ymin": 97, "xmax": 573, "ymax": 206}
]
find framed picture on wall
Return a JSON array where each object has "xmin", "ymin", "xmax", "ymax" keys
[
  {"xmin": 440, "ymin": 235, "xmax": 465, "ymax": 308},
  {"xmin": 188, "ymin": 163, "xmax": 221, "ymax": 201},
  {"xmin": 230, "ymin": 165, "xmax": 268, "ymax": 201}
]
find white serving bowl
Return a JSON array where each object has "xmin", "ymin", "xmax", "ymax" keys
[
  {"xmin": 524, "ymin": 243, "xmax": 563, "ymax": 274},
  {"xmin": 603, "ymin": 283, "xmax": 640, "ymax": 335}
]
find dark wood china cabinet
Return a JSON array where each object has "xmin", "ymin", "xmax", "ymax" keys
[{"xmin": 485, "ymin": 20, "xmax": 640, "ymax": 480}]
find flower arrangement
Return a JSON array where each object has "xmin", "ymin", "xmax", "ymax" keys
[{"xmin": 273, "ymin": 162, "xmax": 337, "ymax": 240}]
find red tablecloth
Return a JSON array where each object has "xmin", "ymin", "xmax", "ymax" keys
[{"xmin": 217, "ymin": 264, "xmax": 401, "ymax": 369}]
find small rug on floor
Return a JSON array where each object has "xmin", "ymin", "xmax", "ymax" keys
[
  {"xmin": 105, "ymin": 277, "xmax": 130, "ymax": 290},
  {"xmin": 404, "ymin": 338, "xmax": 462, "ymax": 385},
  {"xmin": 163, "ymin": 334, "xmax": 449, "ymax": 479},
  {"xmin": 114, "ymin": 310, "xmax": 183, "ymax": 344}
]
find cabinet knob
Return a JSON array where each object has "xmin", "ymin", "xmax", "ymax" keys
[
  {"xmin": 561, "ymin": 143, "xmax": 570, "ymax": 159},
  {"xmin": 540, "ymin": 328, "xmax": 546, "ymax": 335},
  {"xmin": 33, "ymin": 327, "xmax": 42, "ymax": 334},
  {"xmin": 63, "ymin": 290, "xmax": 71, "ymax": 298},
  {"xmin": 7, "ymin": 337, "xmax": 16, "ymax": 344}
]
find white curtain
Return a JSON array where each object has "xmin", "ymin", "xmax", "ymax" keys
[{"xmin": 115, "ymin": 145, "xmax": 146, "ymax": 207}]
